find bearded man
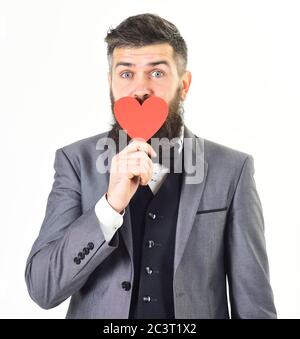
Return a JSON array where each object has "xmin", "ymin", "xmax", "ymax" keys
[{"xmin": 25, "ymin": 13, "xmax": 276, "ymax": 319}]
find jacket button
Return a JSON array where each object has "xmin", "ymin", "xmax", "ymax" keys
[
  {"xmin": 83, "ymin": 247, "xmax": 90, "ymax": 255},
  {"xmin": 74, "ymin": 257, "xmax": 81, "ymax": 265},
  {"xmin": 121, "ymin": 281, "xmax": 131, "ymax": 291},
  {"xmin": 143, "ymin": 295, "xmax": 151, "ymax": 303},
  {"xmin": 78, "ymin": 252, "xmax": 85, "ymax": 260},
  {"xmin": 87, "ymin": 242, "xmax": 94, "ymax": 250},
  {"xmin": 148, "ymin": 212, "xmax": 156, "ymax": 220}
]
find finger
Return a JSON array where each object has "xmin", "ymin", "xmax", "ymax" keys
[
  {"xmin": 118, "ymin": 152, "xmax": 153, "ymax": 172},
  {"xmin": 127, "ymin": 161, "xmax": 152, "ymax": 184},
  {"xmin": 139, "ymin": 163, "xmax": 153, "ymax": 186},
  {"xmin": 125, "ymin": 151, "xmax": 153, "ymax": 164},
  {"xmin": 127, "ymin": 164, "xmax": 142, "ymax": 179},
  {"xmin": 140, "ymin": 170, "xmax": 152, "ymax": 185},
  {"xmin": 119, "ymin": 140, "xmax": 157, "ymax": 158}
]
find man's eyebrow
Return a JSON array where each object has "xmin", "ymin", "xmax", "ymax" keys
[
  {"xmin": 115, "ymin": 60, "xmax": 170, "ymax": 69},
  {"xmin": 115, "ymin": 62, "xmax": 133, "ymax": 69},
  {"xmin": 147, "ymin": 60, "xmax": 170, "ymax": 67}
]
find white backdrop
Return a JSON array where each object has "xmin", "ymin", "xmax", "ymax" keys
[{"xmin": 0, "ymin": 0, "xmax": 299, "ymax": 318}]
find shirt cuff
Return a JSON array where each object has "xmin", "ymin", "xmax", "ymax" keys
[{"xmin": 95, "ymin": 193, "xmax": 125, "ymax": 242}]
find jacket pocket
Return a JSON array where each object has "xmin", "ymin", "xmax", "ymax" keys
[{"xmin": 196, "ymin": 207, "xmax": 227, "ymax": 215}]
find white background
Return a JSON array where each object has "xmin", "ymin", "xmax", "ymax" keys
[{"xmin": 0, "ymin": 0, "xmax": 299, "ymax": 318}]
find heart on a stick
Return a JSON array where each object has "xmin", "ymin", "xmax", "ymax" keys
[{"xmin": 113, "ymin": 96, "xmax": 168, "ymax": 141}]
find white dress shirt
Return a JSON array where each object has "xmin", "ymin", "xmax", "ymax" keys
[{"xmin": 95, "ymin": 129, "xmax": 184, "ymax": 242}]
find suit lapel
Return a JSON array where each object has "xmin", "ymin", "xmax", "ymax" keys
[
  {"xmin": 119, "ymin": 205, "xmax": 134, "ymax": 262},
  {"xmin": 174, "ymin": 127, "xmax": 208, "ymax": 275}
]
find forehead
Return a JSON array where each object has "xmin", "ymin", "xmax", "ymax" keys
[{"xmin": 111, "ymin": 43, "xmax": 175, "ymax": 67}]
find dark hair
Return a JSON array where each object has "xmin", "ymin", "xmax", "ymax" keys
[{"xmin": 105, "ymin": 13, "xmax": 187, "ymax": 75}]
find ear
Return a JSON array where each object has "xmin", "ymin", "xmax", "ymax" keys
[{"xmin": 180, "ymin": 71, "xmax": 192, "ymax": 101}]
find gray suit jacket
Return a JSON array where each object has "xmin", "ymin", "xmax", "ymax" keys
[{"xmin": 25, "ymin": 126, "xmax": 276, "ymax": 318}]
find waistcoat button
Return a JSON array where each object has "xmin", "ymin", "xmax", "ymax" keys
[
  {"xmin": 143, "ymin": 296, "xmax": 151, "ymax": 303},
  {"xmin": 145, "ymin": 266, "xmax": 153, "ymax": 274},
  {"xmin": 148, "ymin": 212, "xmax": 156, "ymax": 220},
  {"xmin": 147, "ymin": 240, "xmax": 155, "ymax": 248}
]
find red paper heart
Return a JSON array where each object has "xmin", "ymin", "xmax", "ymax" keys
[{"xmin": 113, "ymin": 96, "xmax": 168, "ymax": 141}]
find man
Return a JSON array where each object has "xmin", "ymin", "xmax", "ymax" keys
[{"xmin": 25, "ymin": 13, "xmax": 276, "ymax": 319}]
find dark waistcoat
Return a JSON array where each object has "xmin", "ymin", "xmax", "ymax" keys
[{"xmin": 128, "ymin": 169, "xmax": 183, "ymax": 319}]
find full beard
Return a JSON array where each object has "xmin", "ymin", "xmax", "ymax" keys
[{"xmin": 108, "ymin": 86, "xmax": 184, "ymax": 151}]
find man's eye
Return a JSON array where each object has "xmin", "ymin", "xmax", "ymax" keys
[
  {"xmin": 151, "ymin": 70, "xmax": 164, "ymax": 78},
  {"xmin": 120, "ymin": 72, "xmax": 133, "ymax": 79}
]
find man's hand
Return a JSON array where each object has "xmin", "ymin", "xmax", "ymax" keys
[{"xmin": 106, "ymin": 140, "xmax": 157, "ymax": 213}]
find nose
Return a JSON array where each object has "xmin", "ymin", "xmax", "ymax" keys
[
  {"xmin": 132, "ymin": 82, "xmax": 153, "ymax": 104},
  {"xmin": 134, "ymin": 92, "xmax": 150, "ymax": 104}
]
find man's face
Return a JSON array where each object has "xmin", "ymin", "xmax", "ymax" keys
[
  {"xmin": 109, "ymin": 43, "xmax": 186, "ymax": 103},
  {"xmin": 108, "ymin": 43, "xmax": 191, "ymax": 143}
]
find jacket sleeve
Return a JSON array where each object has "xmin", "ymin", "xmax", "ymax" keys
[
  {"xmin": 225, "ymin": 155, "xmax": 277, "ymax": 319},
  {"xmin": 25, "ymin": 148, "xmax": 119, "ymax": 309}
]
